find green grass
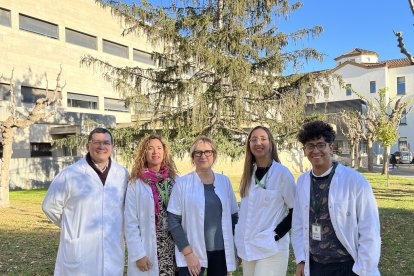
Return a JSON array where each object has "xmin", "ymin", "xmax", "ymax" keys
[{"xmin": 1, "ymin": 173, "xmax": 413, "ymax": 275}]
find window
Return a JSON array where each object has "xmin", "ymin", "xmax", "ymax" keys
[
  {"xmin": 103, "ymin": 39, "xmax": 128, "ymax": 58},
  {"xmin": 398, "ymin": 137, "xmax": 408, "ymax": 151},
  {"xmin": 65, "ymin": 28, "xmax": 97, "ymax": 50},
  {"xmin": 397, "ymin": 76, "xmax": 406, "ymax": 95},
  {"xmin": 370, "ymin": 81, "xmax": 376, "ymax": 93},
  {"xmin": 400, "ymin": 109, "xmax": 407, "ymax": 125},
  {"xmin": 0, "ymin": 144, "xmax": 3, "ymax": 158},
  {"xmin": 21, "ymin": 86, "xmax": 62, "ymax": 103},
  {"xmin": 104, "ymin": 98, "xmax": 129, "ymax": 112},
  {"xmin": 0, "ymin": 83, "xmax": 11, "ymax": 100},
  {"xmin": 133, "ymin": 49, "xmax": 153, "ymax": 65},
  {"xmin": 67, "ymin": 92, "xmax": 98, "ymax": 109},
  {"xmin": 30, "ymin": 143, "xmax": 52, "ymax": 157},
  {"xmin": 0, "ymin": 8, "xmax": 11, "ymax": 27},
  {"xmin": 19, "ymin": 14, "xmax": 58, "ymax": 39},
  {"xmin": 345, "ymin": 84, "xmax": 352, "ymax": 96}
]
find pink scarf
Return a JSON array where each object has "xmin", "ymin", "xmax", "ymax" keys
[{"xmin": 140, "ymin": 166, "xmax": 170, "ymax": 231}]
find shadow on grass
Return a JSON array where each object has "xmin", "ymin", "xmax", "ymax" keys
[{"xmin": 0, "ymin": 228, "xmax": 59, "ymax": 275}]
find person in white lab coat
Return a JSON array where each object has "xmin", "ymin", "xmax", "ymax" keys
[
  {"xmin": 292, "ymin": 121, "xmax": 381, "ymax": 276},
  {"xmin": 125, "ymin": 134, "xmax": 178, "ymax": 276},
  {"xmin": 235, "ymin": 126, "xmax": 296, "ymax": 276},
  {"xmin": 42, "ymin": 127, "xmax": 129, "ymax": 276},
  {"xmin": 168, "ymin": 137, "xmax": 238, "ymax": 276}
]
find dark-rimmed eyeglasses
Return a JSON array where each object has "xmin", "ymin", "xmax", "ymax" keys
[
  {"xmin": 304, "ymin": 143, "xmax": 328, "ymax": 151},
  {"xmin": 193, "ymin": 150, "xmax": 214, "ymax": 157}
]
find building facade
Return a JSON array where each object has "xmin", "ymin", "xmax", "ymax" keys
[
  {"xmin": 309, "ymin": 48, "xmax": 414, "ymax": 161},
  {"xmin": 0, "ymin": 0, "xmax": 158, "ymax": 188}
]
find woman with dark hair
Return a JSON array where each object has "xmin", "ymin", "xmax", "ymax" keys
[
  {"xmin": 168, "ymin": 137, "xmax": 238, "ymax": 276},
  {"xmin": 235, "ymin": 126, "xmax": 296, "ymax": 276},
  {"xmin": 125, "ymin": 134, "xmax": 178, "ymax": 276}
]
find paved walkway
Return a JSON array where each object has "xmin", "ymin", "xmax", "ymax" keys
[{"xmin": 374, "ymin": 164, "xmax": 414, "ymax": 179}]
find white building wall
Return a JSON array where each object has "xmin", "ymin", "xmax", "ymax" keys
[
  {"xmin": 314, "ymin": 57, "xmax": 414, "ymax": 155},
  {"xmin": 0, "ymin": 0, "xmax": 161, "ymax": 188}
]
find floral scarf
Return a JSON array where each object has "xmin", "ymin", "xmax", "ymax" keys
[{"xmin": 140, "ymin": 166, "xmax": 170, "ymax": 231}]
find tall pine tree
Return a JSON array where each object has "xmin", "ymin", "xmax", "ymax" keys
[{"xmin": 83, "ymin": 0, "xmax": 329, "ymax": 158}]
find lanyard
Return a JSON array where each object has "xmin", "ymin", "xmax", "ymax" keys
[
  {"xmin": 155, "ymin": 179, "xmax": 170, "ymax": 207},
  {"xmin": 310, "ymin": 162, "xmax": 338, "ymax": 224},
  {"xmin": 255, "ymin": 173, "xmax": 268, "ymax": 189}
]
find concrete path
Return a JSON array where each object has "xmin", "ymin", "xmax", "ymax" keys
[{"xmin": 374, "ymin": 164, "xmax": 414, "ymax": 179}]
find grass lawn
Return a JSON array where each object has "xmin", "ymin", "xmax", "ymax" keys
[{"xmin": 0, "ymin": 173, "xmax": 413, "ymax": 275}]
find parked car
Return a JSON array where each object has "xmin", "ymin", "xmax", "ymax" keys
[{"xmin": 394, "ymin": 151, "xmax": 413, "ymax": 164}]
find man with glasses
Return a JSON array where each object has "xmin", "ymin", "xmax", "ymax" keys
[
  {"xmin": 42, "ymin": 127, "xmax": 129, "ymax": 275},
  {"xmin": 292, "ymin": 121, "xmax": 381, "ymax": 276}
]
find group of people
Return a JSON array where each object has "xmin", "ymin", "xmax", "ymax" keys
[{"xmin": 42, "ymin": 120, "xmax": 381, "ymax": 276}]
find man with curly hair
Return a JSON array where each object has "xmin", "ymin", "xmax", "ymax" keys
[{"xmin": 292, "ymin": 121, "xmax": 381, "ymax": 276}]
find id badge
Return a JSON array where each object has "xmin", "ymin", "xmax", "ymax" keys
[{"xmin": 311, "ymin": 223, "xmax": 322, "ymax": 241}]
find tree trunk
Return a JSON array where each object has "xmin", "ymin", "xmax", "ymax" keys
[
  {"xmin": 367, "ymin": 139, "xmax": 374, "ymax": 172},
  {"xmin": 355, "ymin": 140, "xmax": 360, "ymax": 169},
  {"xmin": 350, "ymin": 141, "xmax": 355, "ymax": 168},
  {"xmin": 0, "ymin": 128, "xmax": 14, "ymax": 208},
  {"xmin": 382, "ymin": 145, "xmax": 390, "ymax": 175}
]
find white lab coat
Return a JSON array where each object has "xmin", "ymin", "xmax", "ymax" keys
[
  {"xmin": 167, "ymin": 171, "xmax": 238, "ymax": 271},
  {"xmin": 42, "ymin": 158, "xmax": 129, "ymax": 276},
  {"xmin": 234, "ymin": 161, "xmax": 296, "ymax": 261},
  {"xmin": 124, "ymin": 178, "xmax": 175, "ymax": 276},
  {"xmin": 291, "ymin": 163, "xmax": 381, "ymax": 276}
]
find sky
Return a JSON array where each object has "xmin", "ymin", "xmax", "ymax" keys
[
  {"xmin": 279, "ymin": 0, "xmax": 414, "ymax": 73},
  {"xmin": 125, "ymin": 0, "xmax": 414, "ymax": 73}
]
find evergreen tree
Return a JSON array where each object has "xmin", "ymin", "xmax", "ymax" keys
[{"xmin": 83, "ymin": 0, "xmax": 329, "ymax": 158}]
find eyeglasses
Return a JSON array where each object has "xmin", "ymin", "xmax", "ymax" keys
[
  {"xmin": 89, "ymin": 140, "xmax": 112, "ymax": 147},
  {"xmin": 249, "ymin": 137, "xmax": 268, "ymax": 144},
  {"xmin": 304, "ymin": 143, "xmax": 328, "ymax": 151},
  {"xmin": 193, "ymin": 150, "xmax": 214, "ymax": 157}
]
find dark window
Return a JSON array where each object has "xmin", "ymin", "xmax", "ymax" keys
[
  {"xmin": 21, "ymin": 86, "xmax": 62, "ymax": 103},
  {"xmin": 345, "ymin": 84, "xmax": 352, "ymax": 96},
  {"xmin": 104, "ymin": 97, "xmax": 129, "ymax": 112},
  {"xmin": 397, "ymin": 77, "xmax": 406, "ymax": 95},
  {"xmin": 370, "ymin": 81, "xmax": 376, "ymax": 93},
  {"xmin": 103, "ymin": 39, "xmax": 128, "ymax": 58},
  {"xmin": 0, "ymin": 144, "xmax": 3, "ymax": 158},
  {"xmin": 65, "ymin": 28, "xmax": 97, "ymax": 50},
  {"xmin": 0, "ymin": 8, "xmax": 11, "ymax": 27},
  {"xmin": 30, "ymin": 143, "xmax": 52, "ymax": 157},
  {"xmin": 133, "ymin": 49, "xmax": 153, "ymax": 65},
  {"xmin": 398, "ymin": 137, "xmax": 408, "ymax": 151},
  {"xmin": 67, "ymin": 92, "xmax": 98, "ymax": 109},
  {"xmin": 0, "ymin": 83, "xmax": 11, "ymax": 100},
  {"xmin": 400, "ymin": 109, "xmax": 407, "ymax": 125},
  {"xmin": 19, "ymin": 14, "xmax": 58, "ymax": 39}
]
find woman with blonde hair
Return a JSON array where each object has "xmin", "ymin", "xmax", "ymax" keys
[
  {"xmin": 168, "ymin": 137, "xmax": 238, "ymax": 276},
  {"xmin": 234, "ymin": 126, "xmax": 296, "ymax": 276},
  {"xmin": 125, "ymin": 134, "xmax": 178, "ymax": 276}
]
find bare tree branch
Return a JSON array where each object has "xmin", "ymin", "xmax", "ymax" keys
[{"xmin": 394, "ymin": 31, "xmax": 414, "ymax": 64}]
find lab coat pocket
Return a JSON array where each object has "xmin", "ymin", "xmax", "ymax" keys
[
  {"xmin": 252, "ymin": 229, "xmax": 276, "ymax": 254},
  {"xmin": 258, "ymin": 189, "xmax": 280, "ymax": 208},
  {"xmin": 62, "ymin": 237, "xmax": 81, "ymax": 267}
]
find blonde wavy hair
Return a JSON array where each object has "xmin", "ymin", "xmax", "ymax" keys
[
  {"xmin": 239, "ymin": 126, "xmax": 280, "ymax": 198},
  {"xmin": 129, "ymin": 134, "xmax": 178, "ymax": 182}
]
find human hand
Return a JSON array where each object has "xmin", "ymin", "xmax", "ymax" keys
[
  {"xmin": 185, "ymin": 252, "xmax": 201, "ymax": 276},
  {"xmin": 136, "ymin": 256, "xmax": 152, "ymax": 272},
  {"xmin": 295, "ymin": 261, "xmax": 305, "ymax": 276}
]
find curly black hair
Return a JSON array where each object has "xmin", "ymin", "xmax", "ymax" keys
[{"xmin": 297, "ymin": 120, "xmax": 336, "ymax": 145}]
